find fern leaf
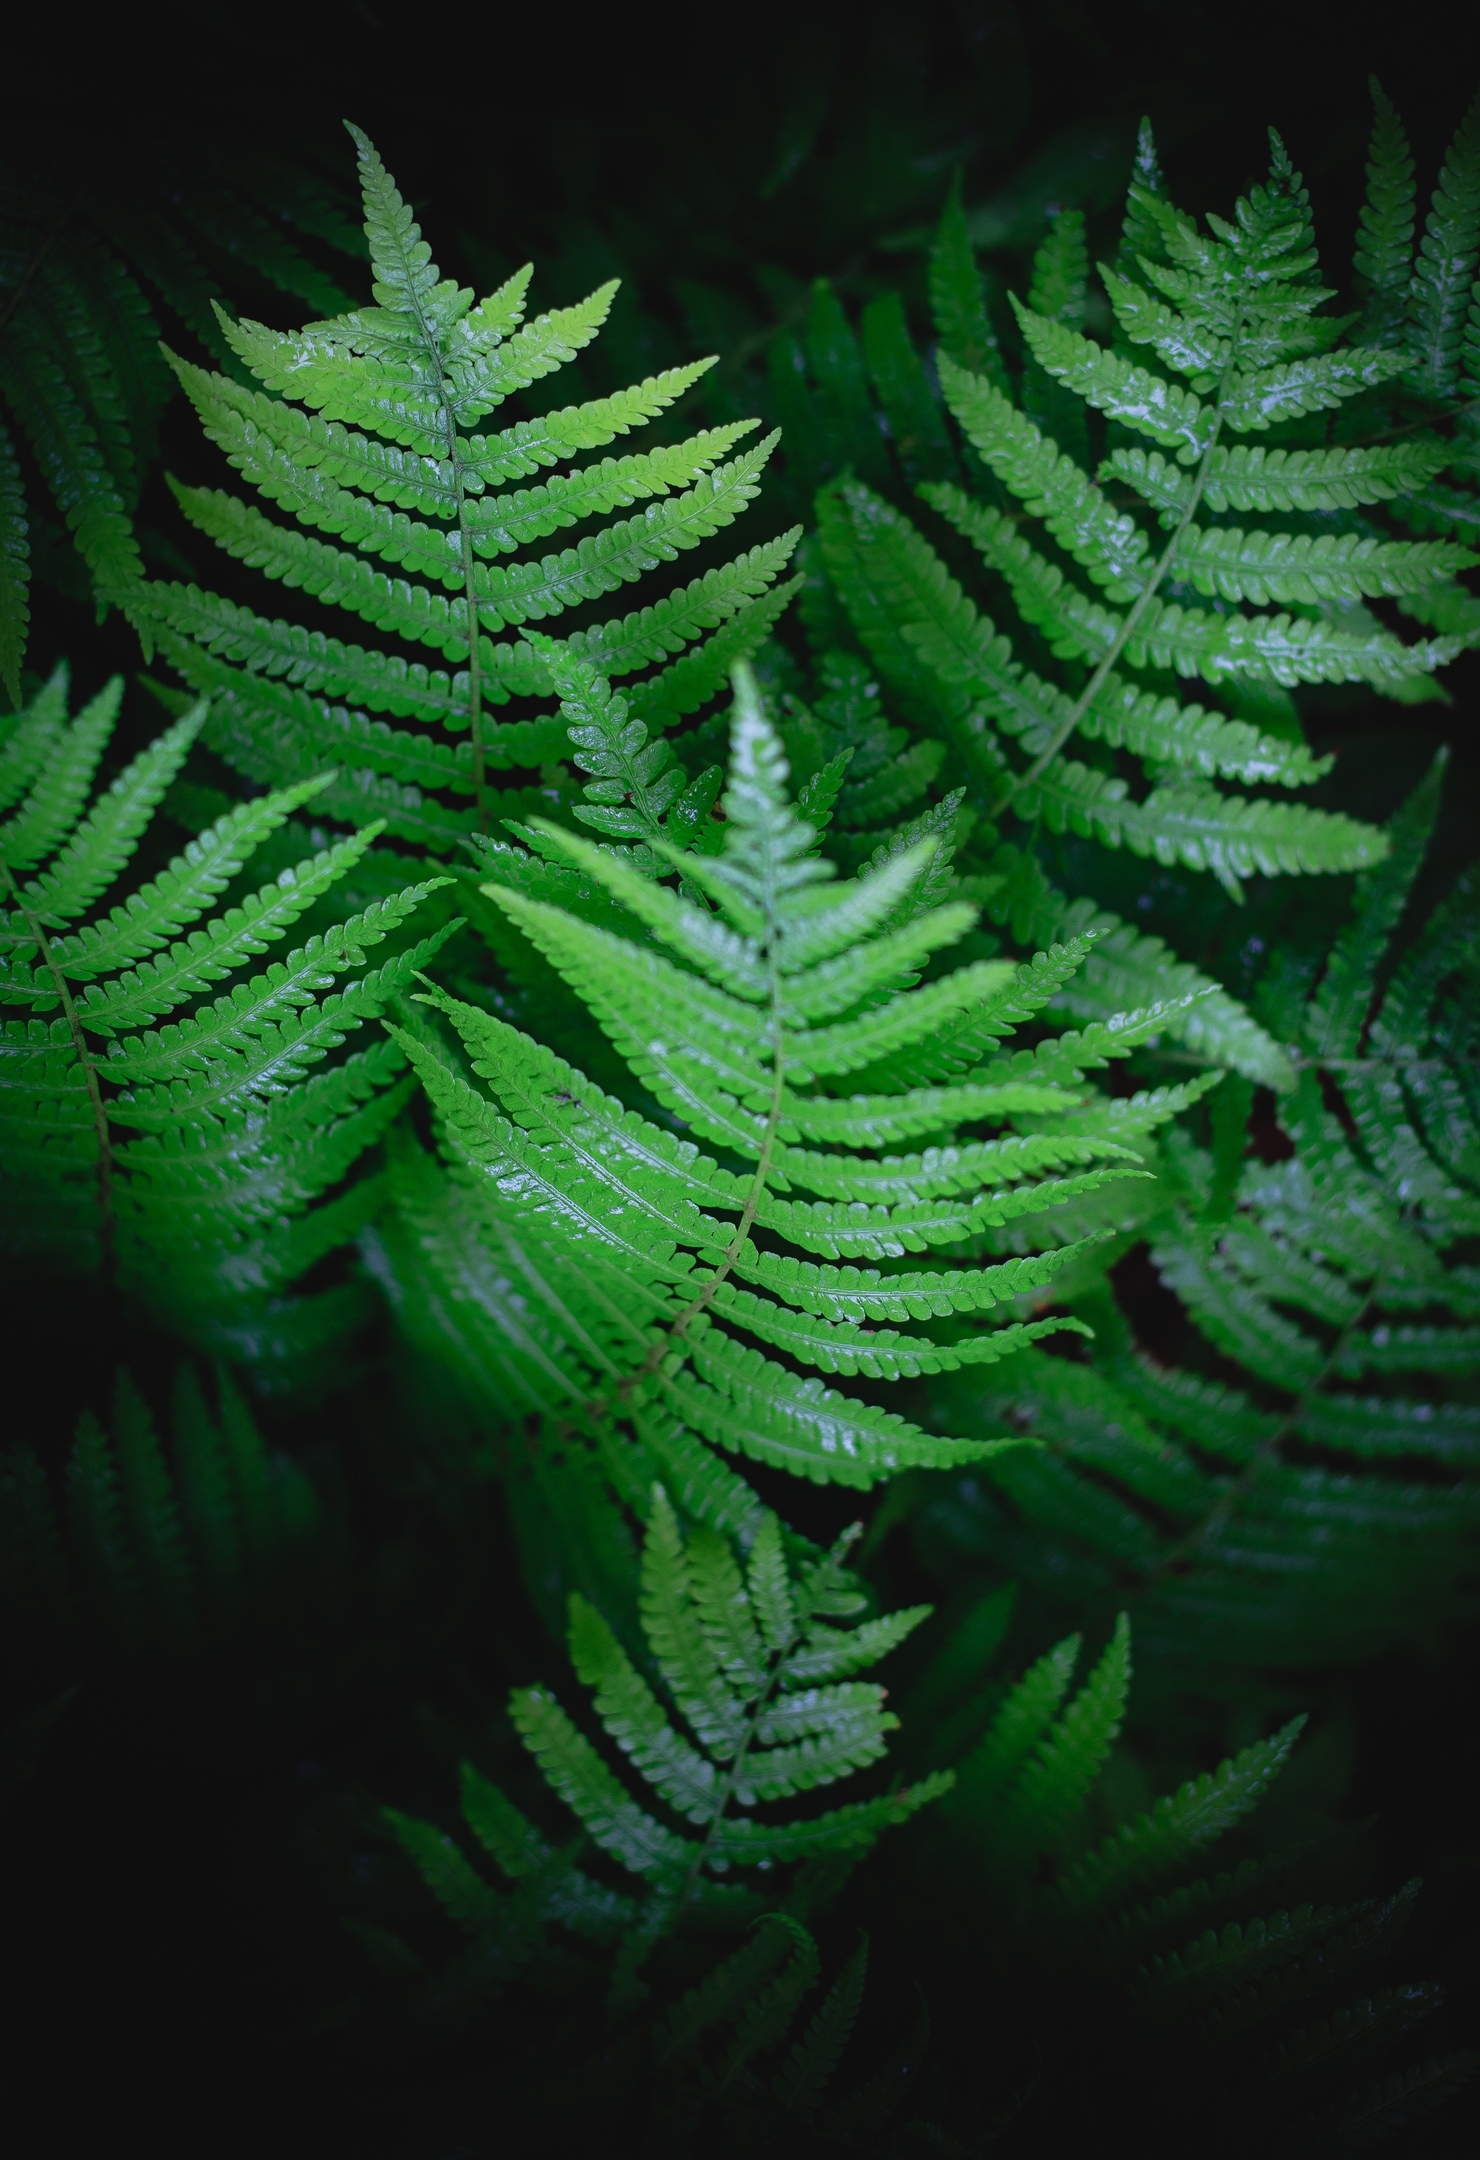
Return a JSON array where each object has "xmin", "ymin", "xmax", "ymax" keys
[
  {"xmin": 733, "ymin": 1242, "xmax": 1088, "ymax": 1326},
  {"xmin": 1016, "ymin": 761, "xmax": 1387, "ymax": 893},
  {"xmin": 658, "ymin": 1331, "xmax": 1025, "ymax": 1490},
  {"xmin": 510, "ymin": 1682, "xmax": 695, "ymax": 1882},
  {"xmin": 640, "ymin": 1489, "xmax": 746, "ymax": 1758},
  {"xmin": 73, "ymin": 843, "xmax": 407, "ymax": 1033},
  {"xmin": 1307, "ymin": 754, "xmax": 1442, "ymax": 1059},
  {"xmin": 0, "ymin": 676, "xmax": 120, "ymax": 873},
  {"xmin": 930, "ymin": 175, "xmax": 1007, "ymax": 389},
  {"xmin": 11, "ymin": 706, "xmax": 203, "ymax": 933},
  {"xmin": 772, "ymin": 1937, "xmax": 868, "ymax": 2116},
  {"xmin": 710, "ymin": 1281, "xmax": 1082, "ymax": 1380},
  {"xmin": 1167, "ymin": 525, "xmax": 1473, "ymax": 607},
  {"xmin": 568, "ymin": 1593, "xmax": 720, "ymax": 1824},
  {"xmin": 998, "ymin": 1613, "xmax": 1131, "ymax": 1849},
  {"xmin": 114, "ymin": 927, "xmax": 455, "ymax": 1137},
  {"xmin": 384, "ymin": 1809, "xmax": 502, "ymax": 1932},
  {"xmin": 1355, "ymin": 81, "xmax": 1418, "ymax": 344},
  {"xmin": 950, "ymin": 1632, "xmax": 1081, "ymax": 1817},
  {"xmin": 1012, "ymin": 303, "xmax": 1211, "ymax": 460},
  {"xmin": 1406, "ymin": 90, "xmax": 1480, "ymax": 398},
  {"xmin": 0, "ymin": 311, "xmax": 143, "ymax": 603},
  {"xmin": 938, "ymin": 356, "xmax": 1150, "ymax": 598},
  {"xmin": 708, "ymin": 1774, "xmax": 953, "ymax": 1867},
  {"xmin": 1106, "ymin": 440, "xmax": 1449, "ymax": 517},
  {"xmin": 1055, "ymin": 1717, "xmax": 1306, "ymax": 1919},
  {"xmin": 44, "ymin": 770, "xmax": 339, "ymax": 980},
  {"xmin": 1218, "ymin": 348, "xmax": 1407, "ymax": 431}
]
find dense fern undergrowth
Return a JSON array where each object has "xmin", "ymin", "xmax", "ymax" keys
[{"xmin": 4, "ymin": 27, "xmax": 1480, "ymax": 2152}]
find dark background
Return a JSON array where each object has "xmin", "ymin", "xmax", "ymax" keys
[{"xmin": 6, "ymin": 3, "xmax": 1479, "ymax": 2150}]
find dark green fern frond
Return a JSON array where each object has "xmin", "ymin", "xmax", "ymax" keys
[
  {"xmin": 0, "ymin": 1363, "xmax": 316, "ymax": 1656},
  {"xmin": 1353, "ymin": 81, "xmax": 1417, "ymax": 348},
  {"xmin": 0, "ymin": 145, "xmax": 365, "ymax": 693},
  {"xmin": 921, "ymin": 759, "xmax": 1480, "ymax": 1678},
  {"xmin": 0, "ymin": 662, "xmax": 454, "ymax": 1373},
  {"xmin": 1404, "ymin": 90, "xmax": 1480, "ymax": 402},
  {"xmin": 0, "ymin": 422, "xmax": 29, "ymax": 707},
  {"xmin": 772, "ymin": 119, "xmax": 1480, "ymax": 1166}
]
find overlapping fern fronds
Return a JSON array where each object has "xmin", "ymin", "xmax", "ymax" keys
[
  {"xmin": 909, "ymin": 1603, "xmax": 1475, "ymax": 2151},
  {"xmin": 376, "ymin": 1574, "xmax": 1473, "ymax": 2152},
  {"xmin": 819, "ymin": 131, "xmax": 1476, "ymax": 913},
  {"xmin": 385, "ymin": 661, "xmax": 1223, "ymax": 1512},
  {"xmin": 917, "ymin": 759, "xmax": 1480, "ymax": 1674},
  {"xmin": 755, "ymin": 107, "xmax": 1480, "ymax": 1098},
  {"xmin": 143, "ymin": 125, "xmax": 800, "ymax": 849},
  {"xmin": 0, "ymin": 662, "xmax": 454, "ymax": 1370}
]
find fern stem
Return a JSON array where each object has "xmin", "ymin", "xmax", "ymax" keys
[
  {"xmin": 621, "ymin": 953, "xmax": 788, "ymax": 1394},
  {"xmin": 449, "ymin": 445, "xmax": 488, "ymax": 830},
  {"xmin": 0, "ymin": 857, "xmax": 115, "ymax": 1281},
  {"xmin": 396, "ymin": 287, "xmax": 488, "ymax": 829},
  {"xmin": 1004, "ymin": 314, "xmax": 1245, "ymax": 804},
  {"xmin": 677, "ymin": 1615, "xmax": 798, "ymax": 1914}
]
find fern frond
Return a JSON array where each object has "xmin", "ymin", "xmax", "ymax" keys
[
  {"xmin": 1, "ymin": 1362, "xmax": 316, "ymax": 1651},
  {"xmin": 403, "ymin": 1497, "xmax": 949, "ymax": 1967},
  {"xmin": 149, "ymin": 125, "xmax": 796, "ymax": 829},
  {"xmin": 1055, "ymin": 1717, "xmax": 1306, "ymax": 1920},
  {"xmin": 931, "ymin": 176, "xmax": 1008, "ymax": 389},
  {"xmin": 0, "ymin": 668, "xmax": 444, "ymax": 1369}
]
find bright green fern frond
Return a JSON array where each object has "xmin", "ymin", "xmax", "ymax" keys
[
  {"xmin": 390, "ymin": 664, "xmax": 1181, "ymax": 1502},
  {"xmin": 0, "ymin": 666, "xmax": 446, "ymax": 1375},
  {"xmin": 145, "ymin": 124, "xmax": 796, "ymax": 834}
]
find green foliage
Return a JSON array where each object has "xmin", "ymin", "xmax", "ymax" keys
[
  {"xmin": 143, "ymin": 126, "xmax": 800, "ymax": 847},
  {"xmin": 5, "ymin": 59, "xmax": 1479, "ymax": 2160},
  {"xmin": 384, "ymin": 663, "xmax": 1216, "ymax": 1509},
  {"xmin": 0, "ymin": 1362, "xmax": 316, "ymax": 1655},
  {"xmin": 918, "ymin": 760, "xmax": 1480, "ymax": 1676},
  {"xmin": 0, "ymin": 662, "xmax": 453, "ymax": 1372},
  {"xmin": 0, "ymin": 139, "xmax": 365, "ymax": 699},
  {"xmin": 377, "ymin": 1581, "xmax": 1472, "ymax": 2150},
  {"xmin": 818, "ymin": 134, "xmax": 1480, "ymax": 923},
  {"xmin": 384, "ymin": 1490, "xmax": 944, "ymax": 2002}
]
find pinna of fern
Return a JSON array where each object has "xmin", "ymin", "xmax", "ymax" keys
[
  {"xmin": 0, "ymin": 661, "xmax": 456, "ymax": 1375},
  {"xmin": 909, "ymin": 754, "xmax": 1480, "ymax": 1680},
  {"xmin": 814, "ymin": 126, "xmax": 1480, "ymax": 922},
  {"xmin": 141, "ymin": 123, "xmax": 801, "ymax": 850},
  {"xmin": 382, "ymin": 657, "xmax": 1226, "ymax": 1523}
]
